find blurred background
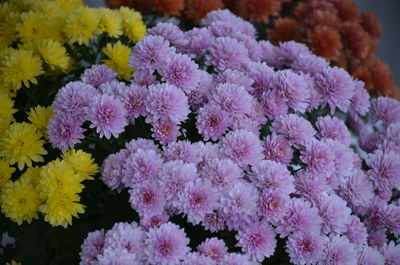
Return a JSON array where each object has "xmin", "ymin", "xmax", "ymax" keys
[{"xmin": 84, "ymin": 0, "xmax": 400, "ymax": 85}]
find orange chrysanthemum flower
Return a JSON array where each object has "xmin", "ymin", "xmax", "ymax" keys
[
  {"xmin": 154, "ymin": 0, "xmax": 184, "ymax": 17},
  {"xmin": 341, "ymin": 22, "xmax": 372, "ymax": 60},
  {"xmin": 361, "ymin": 12, "xmax": 382, "ymax": 40},
  {"xmin": 308, "ymin": 26, "xmax": 342, "ymax": 60},
  {"xmin": 328, "ymin": 0, "xmax": 360, "ymax": 22},
  {"xmin": 268, "ymin": 18, "xmax": 303, "ymax": 43},
  {"xmin": 185, "ymin": 0, "xmax": 224, "ymax": 24},
  {"xmin": 236, "ymin": 0, "xmax": 282, "ymax": 23}
]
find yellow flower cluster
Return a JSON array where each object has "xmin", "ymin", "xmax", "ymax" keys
[
  {"xmin": 0, "ymin": 0, "xmax": 146, "ymax": 94},
  {"xmin": 0, "ymin": 149, "xmax": 98, "ymax": 227}
]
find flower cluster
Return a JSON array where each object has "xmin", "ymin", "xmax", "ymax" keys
[
  {"xmin": 1, "ymin": 148, "xmax": 98, "ymax": 227},
  {"xmin": 75, "ymin": 9, "xmax": 400, "ymax": 265},
  {"xmin": 0, "ymin": 0, "xmax": 146, "ymax": 98},
  {"xmin": 267, "ymin": 0, "xmax": 398, "ymax": 99},
  {"xmin": 107, "ymin": 0, "xmax": 289, "ymax": 24}
]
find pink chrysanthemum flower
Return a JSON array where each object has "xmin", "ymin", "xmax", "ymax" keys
[
  {"xmin": 378, "ymin": 204, "xmax": 400, "ymax": 237},
  {"xmin": 324, "ymin": 139, "xmax": 355, "ymax": 184},
  {"xmin": 220, "ymin": 130, "xmax": 264, "ymax": 167},
  {"xmin": 206, "ymin": 36, "xmax": 249, "ymax": 70},
  {"xmin": 276, "ymin": 198, "xmax": 322, "ymax": 238},
  {"xmin": 366, "ymin": 150, "xmax": 400, "ymax": 194},
  {"xmin": 98, "ymin": 80, "xmax": 126, "ymax": 97},
  {"xmin": 263, "ymin": 133, "xmax": 293, "ymax": 165},
  {"xmin": 53, "ymin": 81, "xmax": 98, "ymax": 121},
  {"xmin": 132, "ymin": 69, "xmax": 157, "ymax": 87},
  {"xmin": 370, "ymin": 97, "xmax": 400, "ymax": 125},
  {"xmin": 272, "ymin": 70, "xmax": 310, "ymax": 113},
  {"xmin": 182, "ymin": 252, "xmax": 217, "ymax": 265},
  {"xmin": 358, "ymin": 246, "xmax": 385, "ymax": 265},
  {"xmin": 209, "ymin": 83, "xmax": 253, "ymax": 118},
  {"xmin": 291, "ymin": 53, "xmax": 329, "ymax": 75},
  {"xmin": 382, "ymin": 241, "xmax": 400, "ymax": 265},
  {"xmin": 300, "ymin": 140, "xmax": 335, "ymax": 175},
  {"xmin": 222, "ymin": 253, "xmax": 255, "ymax": 265},
  {"xmin": 196, "ymin": 104, "xmax": 232, "ymax": 141},
  {"xmin": 316, "ymin": 116, "xmax": 351, "ymax": 146},
  {"xmin": 79, "ymin": 229, "xmax": 105, "ymax": 265},
  {"xmin": 179, "ymin": 179, "xmax": 218, "ymax": 224},
  {"xmin": 234, "ymin": 33, "xmax": 262, "ymax": 62},
  {"xmin": 316, "ymin": 193, "xmax": 352, "ymax": 234},
  {"xmin": 286, "ymin": 232, "xmax": 325, "ymax": 265},
  {"xmin": 275, "ymin": 41, "xmax": 312, "ymax": 67},
  {"xmin": 129, "ymin": 181, "xmax": 166, "ymax": 217},
  {"xmin": 146, "ymin": 83, "xmax": 190, "ymax": 124},
  {"xmin": 162, "ymin": 141, "xmax": 200, "ymax": 164},
  {"xmin": 294, "ymin": 170, "xmax": 331, "ymax": 202},
  {"xmin": 87, "ymin": 94, "xmax": 128, "ymax": 139},
  {"xmin": 122, "ymin": 149, "xmax": 163, "ymax": 188},
  {"xmin": 101, "ymin": 149, "xmax": 129, "ymax": 191},
  {"xmin": 197, "ymin": 237, "xmax": 227, "ymax": 261},
  {"xmin": 160, "ymin": 53, "xmax": 200, "ymax": 94},
  {"xmin": 259, "ymin": 90, "xmax": 288, "ymax": 119},
  {"xmin": 181, "ymin": 28, "xmax": 213, "ymax": 58},
  {"xmin": 244, "ymin": 61, "xmax": 274, "ymax": 97},
  {"xmin": 148, "ymin": 22, "xmax": 187, "ymax": 47},
  {"xmin": 102, "ymin": 222, "xmax": 146, "ymax": 262},
  {"xmin": 118, "ymin": 84, "xmax": 148, "ymax": 122},
  {"xmin": 258, "ymin": 190, "xmax": 290, "ymax": 224},
  {"xmin": 129, "ymin": 35, "xmax": 176, "ymax": 73},
  {"xmin": 220, "ymin": 181, "xmax": 258, "ymax": 230},
  {"xmin": 125, "ymin": 138, "xmax": 160, "ymax": 154},
  {"xmin": 140, "ymin": 212, "xmax": 169, "ymax": 230},
  {"xmin": 338, "ymin": 169, "xmax": 375, "ymax": 213},
  {"xmin": 159, "ymin": 160, "xmax": 198, "ymax": 205},
  {"xmin": 271, "ymin": 114, "xmax": 316, "ymax": 148},
  {"xmin": 145, "ymin": 222, "xmax": 190, "ymax": 265},
  {"xmin": 200, "ymin": 158, "xmax": 242, "ymax": 188},
  {"xmin": 48, "ymin": 113, "xmax": 85, "ymax": 151},
  {"xmin": 343, "ymin": 215, "xmax": 368, "ymax": 249},
  {"xmin": 314, "ymin": 66, "xmax": 355, "ymax": 114},
  {"xmin": 322, "ymin": 235, "xmax": 357, "ymax": 265},
  {"xmin": 236, "ymin": 221, "xmax": 277, "ymax": 262},
  {"xmin": 215, "ymin": 69, "xmax": 253, "ymax": 91},
  {"xmin": 350, "ymin": 80, "xmax": 370, "ymax": 116},
  {"xmin": 151, "ymin": 119, "xmax": 181, "ymax": 144},
  {"xmin": 202, "ymin": 210, "xmax": 226, "ymax": 233},
  {"xmin": 250, "ymin": 160, "xmax": 294, "ymax": 194},
  {"xmin": 81, "ymin": 65, "xmax": 117, "ymax": 88},
  {"xmin": 188, "ymin": 71, "xmax": 213, "ymax": 110}
]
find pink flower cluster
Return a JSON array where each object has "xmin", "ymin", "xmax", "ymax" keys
[{"xmin": 71, "ymin": 9, "xmax": 400, "ymax": 265}]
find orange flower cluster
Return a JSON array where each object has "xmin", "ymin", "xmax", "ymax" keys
[
  {"xmin": 107, "ymin": 0, "xmax": 288, "ymax": 23},
  {"xmin": 268, "ymin": 0, "xmax": 398, "ymax": 98},
  {"xmin": 107, "ymin": 0, "xmax": 223, "ymax": 23}
]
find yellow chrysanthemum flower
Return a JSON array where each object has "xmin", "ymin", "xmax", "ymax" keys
[
  {"xmin": 17, "ymin": 11, "xmax": 49, "ymax": 44},
  {"xmin": 0, "ymin": 158, "xmax": 15, "ymax": 189},
  {"xmin": 0, "ymin": 49, "xmax": 43, "ymax": 91},
  {"xmin": 62, "ymin": 149, "xmax": 98, "ymax": 180},
  {"xmin": 0, "ymin": 93, "xmax": 17, "ymax": 134},
  {"xmin": 20, "ymin": 166, "xmax": 41, "ymax": 187},
  {"xmin": 46, "ymin": 13, "xmax": 68, "ymax": 44},
  {"xmin": 31, "ymin": 0, "xmax": 60, "ymax": 15},
  {"xmin": 64, "ymin": 7, "xmax": 100, "ymax": 45},
  {"xmin": 34, "ymin": 39, "xmax": 71, "ymax": 72},
  {"xmin": 0, "ymin": 12, "xmax": 20, "ymax": 49},
  {"xmin": 0, "ymin": 122, "xmax": 47, "ymax": 170},
  {"xmin": 27, "ymin": 105, "xmax": 54, "ymax": 138},
  {"xmin": 6, "ymin": 260, "xmax": 22, "ymax": 265},
  {"xmin": 102, "ymin": 41, "xmax": 133, "ymax": 80},
  {"xmin": 123, "ymin": 18, "xmax": 146, "ymax": 43},
  {"xmin": 119, "ymin": 6, "xmax": 143, "ymax": 22},
  {"xmin": 54, "ymin": 0, "xmax": 83, "ymax": 13},
  {"xmin": 39, "ymin": 159, "xmax": 85, "ymax": 227},
  {"xmin": 11, "ymin": 0, "xmax": 37, "ymax": 12},
  {"xmin": 0, "ymin": 178, "xmax": 40, "ymax": 225},
  {"xmin": 98, "ymin": 8, "xmax": 123, "ymax": 38}
]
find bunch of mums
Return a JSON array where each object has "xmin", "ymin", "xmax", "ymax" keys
[{"xmin": 49, "ymin": 9, "xmax": 400, "ymax": 265}]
